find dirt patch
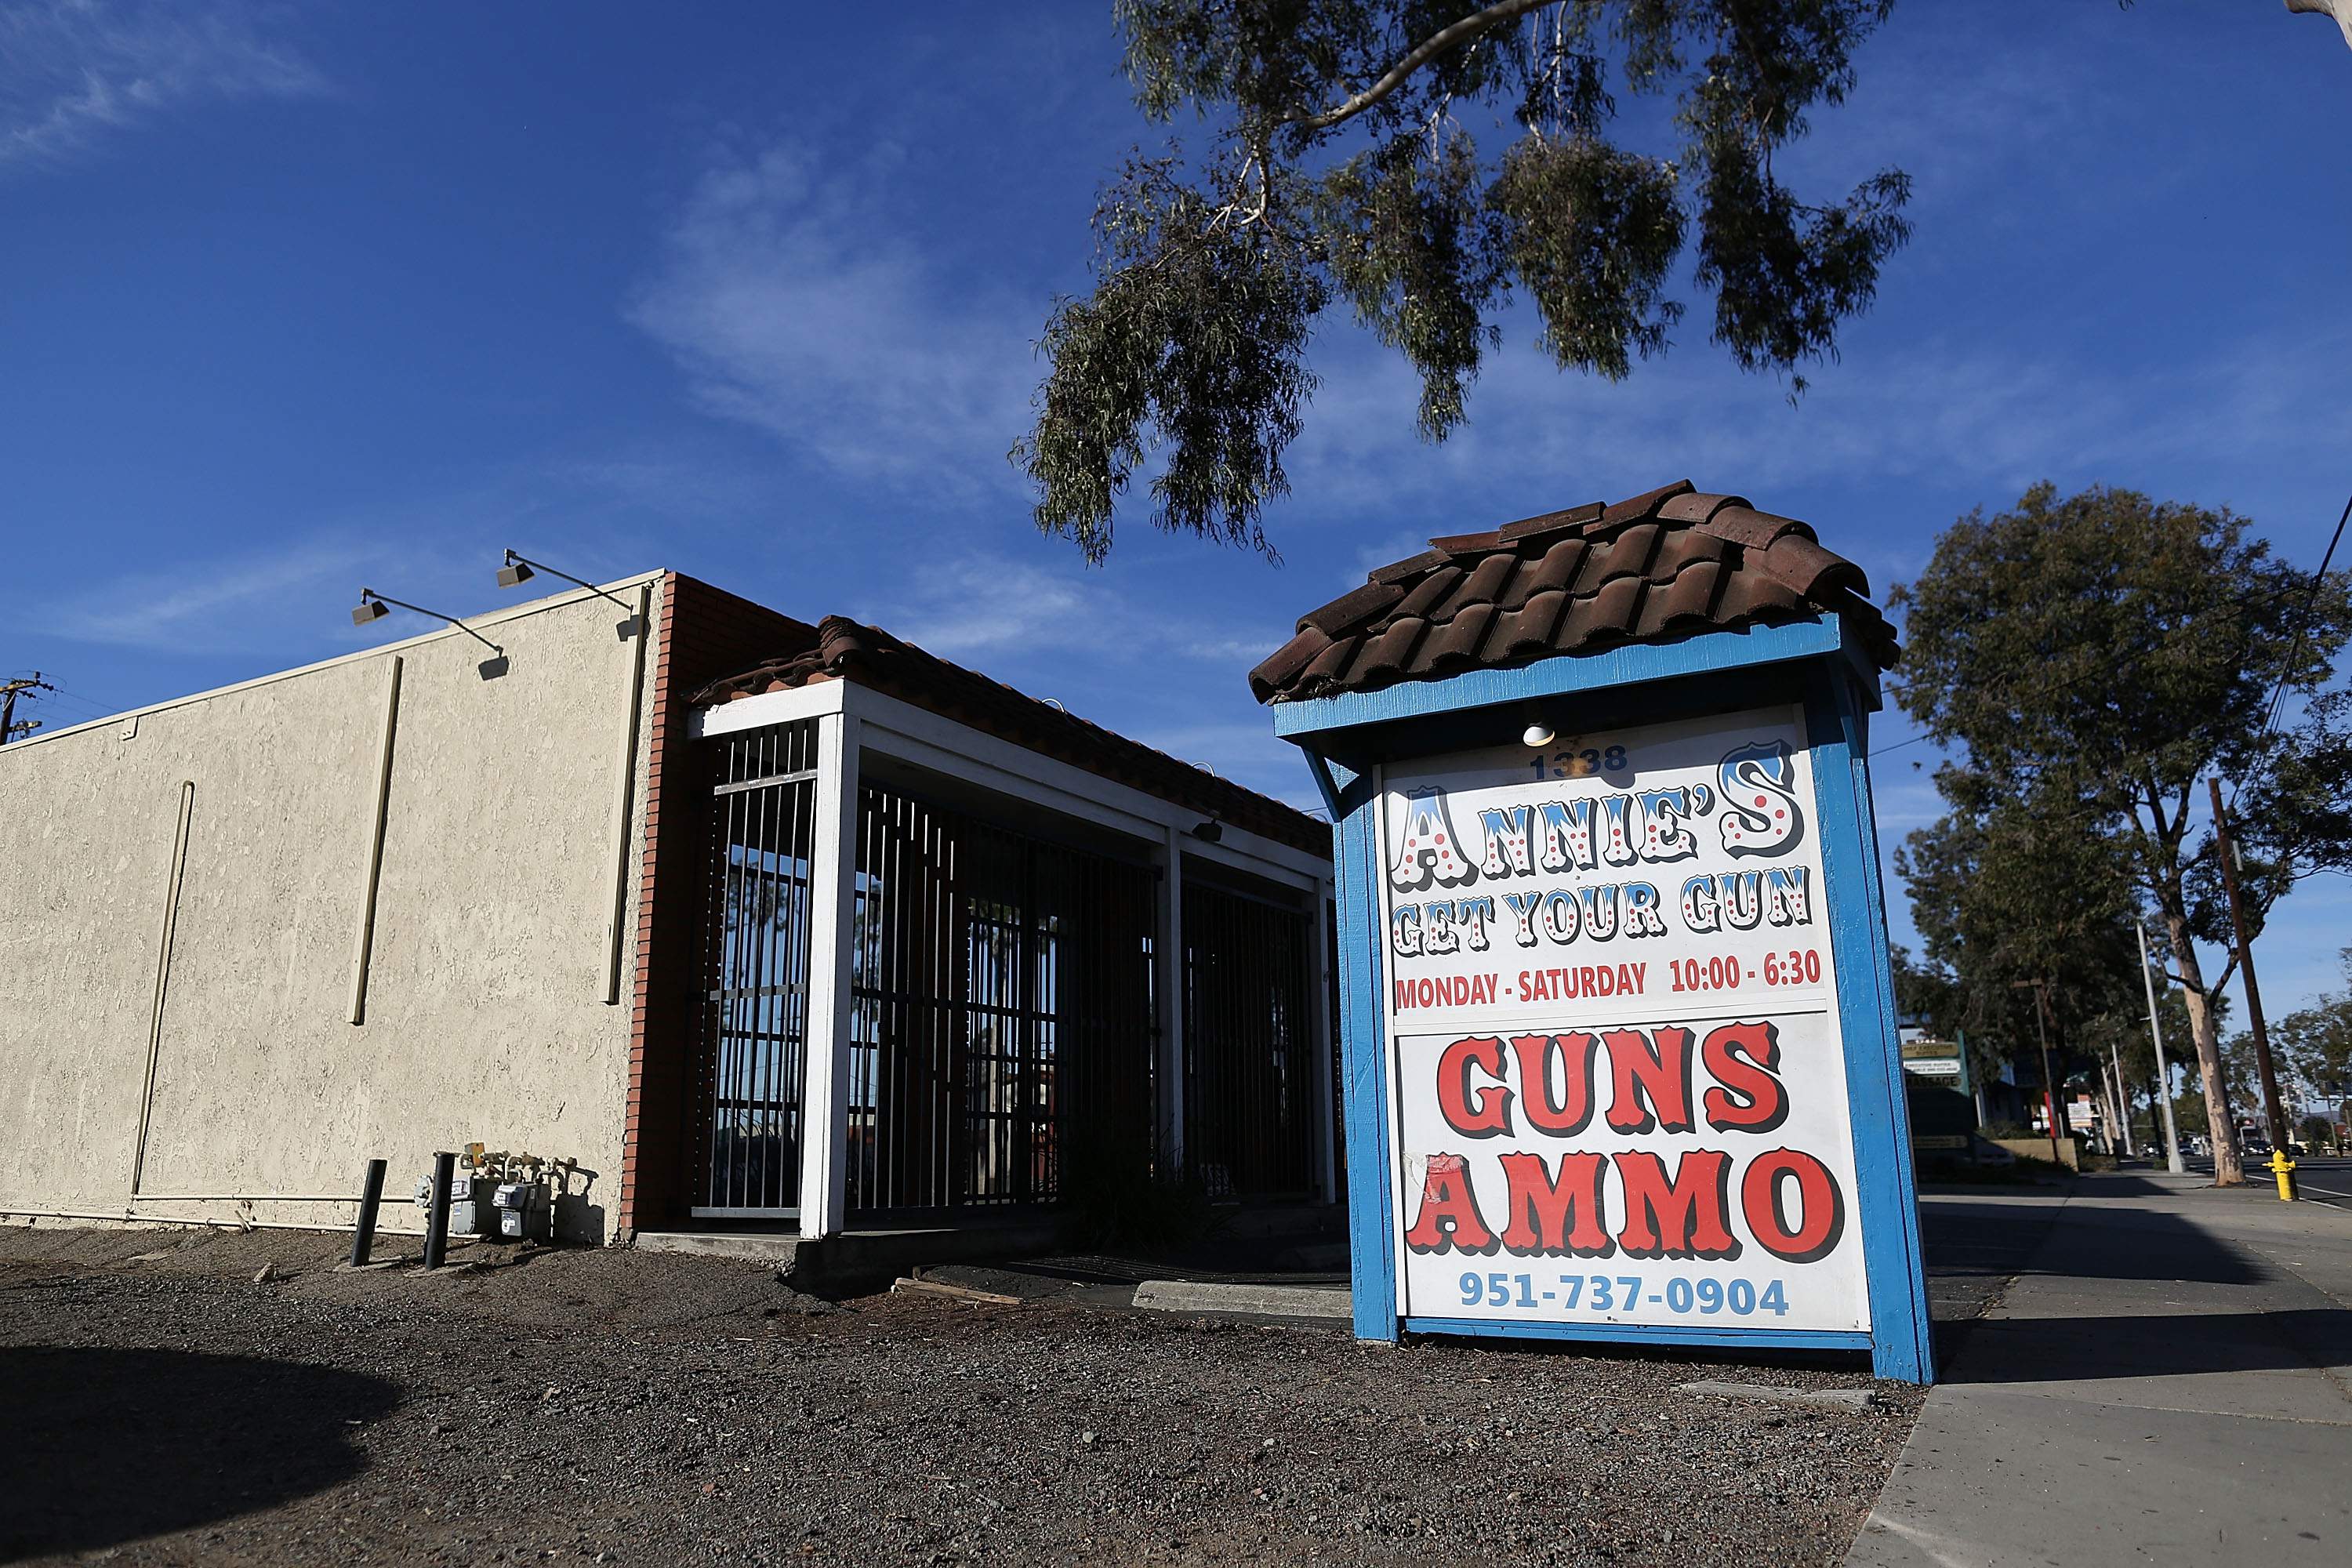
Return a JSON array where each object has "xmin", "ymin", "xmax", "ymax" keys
[{"xmin": 0, "ymin": 1225, "xmax": 1919, "ymax": 1566}]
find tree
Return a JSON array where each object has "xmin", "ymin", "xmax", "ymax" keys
[
  {"xmin": 1896, "ymin": 771, "xmax": 2153, "ymax": 1141},
  {"xmin": 1018, "ymin": 1, "xmax": 1912, "ymax": 561},
  {"xmin": 1891, "ymin": 483, "xmax": 2352, "ymax": 1185},
  {"xmin": 2265, "ymin": 947, "xmax": 2352, "ymax": 1102}
]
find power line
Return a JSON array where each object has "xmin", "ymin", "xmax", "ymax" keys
[
  {"xmin": 1, "ymin": 673, "xmax": 55, "ymax": 744},
  {"xmin": 2257, "ymin": 489, "xmax": 2352, "ymax": 743}
]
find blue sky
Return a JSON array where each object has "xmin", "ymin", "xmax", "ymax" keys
[{"xmin": 8, "ymin": 2, "xmax": 2352, "ymax": 1021}]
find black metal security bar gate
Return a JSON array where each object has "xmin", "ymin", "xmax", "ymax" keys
[
  {"xmin": 693, "ymin": 721, "xmax": 818, "ymax": 1217},
  {"xmin": 848, "ymin": 782, "xmax": 1158, "ymax": 1214},
  {"xmin": 1183, "ymin": 881, "xmax": 1319, "ymax": 1200}
]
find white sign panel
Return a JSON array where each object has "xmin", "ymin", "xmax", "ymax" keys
[{"xmin": 1376, "ymin": 705, "xmax": 1870, "ymax": 1334}]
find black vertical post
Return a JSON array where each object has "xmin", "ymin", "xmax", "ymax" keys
[
  {"xmin": 349, "ymin": 1158, "xmax": 387, "ymax": 1267},
  {"xmin": 423, "ymin": 1150, "xmax": 456, "ymax": 1270}
]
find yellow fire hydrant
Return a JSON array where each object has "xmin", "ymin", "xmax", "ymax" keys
[{"xmin": 2271, "ymin": 1147, "xmax": 2299, "ymax": 1202}]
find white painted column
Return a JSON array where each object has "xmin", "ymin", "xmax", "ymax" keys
[
  {"xmin": 798, "ymin": 711, "xmax": 862, "ymax": 1239},
  {"xmin": 1308, "ymin": 877, "xmax": 1338, "ymax": 1204},
  {"xmin": 1157, "ymin": 826, "xmax": 1187, "ymax": 1178}
]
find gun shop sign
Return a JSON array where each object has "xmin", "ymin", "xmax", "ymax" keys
[{"xmin": 1376, "ymin": 705, "xmax": 1871, "ymax": 1334}]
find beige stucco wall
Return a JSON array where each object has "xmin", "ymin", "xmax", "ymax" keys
[{"xmin": 0, "ymin": 575, "xmax": 663, "ymax": 1243}]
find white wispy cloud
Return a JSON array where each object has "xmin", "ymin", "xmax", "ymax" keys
[
  {"xmin": 35, "ymin": 532, "xmax": 400, "ymax": 654},
  {"xmin": 0, "ymin": 0, "xmax": 329, "ymax": 169},
  {"xmin": 629, "ymin": 140, "xmax": 1039, "ymax": 499},
  {"xmin": 24, "ymin": 472, "xmax": 590, "ymax": 656},
  {"xmin": 1273, "ymin": 311, "xmax": 2352, "ymax": 554},
  {"xmin": 852, "ymin": 550, "xmax": 1279, "ymax": 673}
]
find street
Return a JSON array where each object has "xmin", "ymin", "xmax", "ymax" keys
[{"xmin": 2178, "ymin": 1156, "xmax": 2352, "ymax": 1213}]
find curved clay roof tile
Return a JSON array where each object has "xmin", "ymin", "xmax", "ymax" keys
[
  {"xmin": 1484, "ymin": 590, "xmax": 1570, "ymax": 662},
  {"xmin": 1647, "ymin": 527, "xmax": 1730, "ymax": 581},
  {"xmin": 1246, "ymin": 481, "xmax": 1895, "ymax": 702},
  {"xmin": 1638, "ymin": 557, "xmax": 1726, "ymax": 637},
  {"xmin": 1497, "ymin": 501, "xmax": 1605, "ymax": 544},
  {"xmin": 1300, "ymin": 635, "xmax": 1359, "ymax": 687},
  {"xmin": 1657, "ymin": 491, "xmax": 1749, "ymax": 524},
  {"xmin": 1420, "ymin": 602, "xmax": 1498, "ymax": 673},
  {"xmin": 1370, "ymin": 547, "xmax": 1450, "ymax": 585},
  {"xmin": 1694, "ymin": 505, "xmax": 1817, "ymax": 553},
  {"xmin": 1432, "ymin": 553, "xmax": 1519, "ymax": 622},
  {"xmin": 1392, "ymin": 564, "xmax": 1465, "ymax": 622},
  {"xmin": 1298, "ymin": 578, "xmax": 1403, "ymax": 637},
  {"xmin": 1250, "ymin": 627, "xmax": 1330, "ymax": 698},
  {"xmin": 1760, "ymin": 532, "xmax": 1871, "ymax": 601},
  {"xmin": 1602, "ymin": 479, "xmax": 1696, "ymax": 523}
]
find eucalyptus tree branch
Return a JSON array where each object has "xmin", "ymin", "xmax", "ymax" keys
[{"xmin": 1287, "ymin": 0, "xmax": 1552, "ymax": 132}]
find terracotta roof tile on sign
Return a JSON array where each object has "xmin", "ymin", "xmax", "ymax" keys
[
  {"xmin": 696, "ymin": 617, "xmax": 1330, "ymax": 857},
  {"xmin": 1248, "ymin": 481, "xmax": 1896, "ymax": 704}
]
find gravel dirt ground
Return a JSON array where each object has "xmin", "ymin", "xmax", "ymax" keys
[{"xmin": 0, "ymin": 1203, "xmax": 2038, "ymax": 1567}]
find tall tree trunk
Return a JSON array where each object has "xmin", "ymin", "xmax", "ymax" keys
[{"xmin": 2165, "ymin": 910, "xmax": 2243, "ymax": 1185}]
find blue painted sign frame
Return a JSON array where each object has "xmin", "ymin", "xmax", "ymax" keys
[{"xmin": 1278, "ymin": 615, "xmax": 1935, "ymax": 1384}]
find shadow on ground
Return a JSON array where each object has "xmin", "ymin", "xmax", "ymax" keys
[
  {"xmin": 0, "ymin": 1347, "xmax": 397, "ymax": 1562},
  {"xmin": 1941, "ymin": 1308, "xmax": 2352, "ymax": 1386}
]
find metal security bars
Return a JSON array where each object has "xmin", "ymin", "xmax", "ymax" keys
[
  {"xmin": 848, "ymin": 783, "xmax": 1158, "ymax": 1214},
  {"xmin": 1183, "ymin": 881, "xmax": 1319, "ymax": 1200},
  {"xmin": 693, "ymin": 720, "xmax": 819, "ymax": 1217}
]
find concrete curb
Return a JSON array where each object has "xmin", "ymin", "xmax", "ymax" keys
[
  {"xmin": 1678, "ymin": 1379, "xmax": 1876, "ymax": 1411},
  {"xmin": 1131, "ymin": 1280, "xmax": 1351, "ymax": 1319}
]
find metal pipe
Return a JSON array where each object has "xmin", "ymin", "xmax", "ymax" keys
[
  {"xmin": 350, "ymin": 655, "xmax": 402, "ymax": 1025},
  {"xmin": 131, "ymin": 781, "xmax": 196, "ymax": 1199},
  {"xmin": 422, "ymin": 1150, "xmax": 456, "ymax": 1269},
  {"xmin": 349, "ymin": 1160, "xmax": 387, "ymax": 1267},
  {"xmin": 135, "ymin": 1194, "xmax": 368, "ymax": 1203},
  {"xmin": 602, "ymin": 583, "xmax": 652, "ymax": 1004},
  {"xmin": 0, "ymin": 1207, "xmax": 427, "ymax": 1236},
  {"xmin": 2138, "ymin": 919, "xmax": 2187, "ymax": 1173}
]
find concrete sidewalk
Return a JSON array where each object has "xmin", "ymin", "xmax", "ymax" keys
[{"xmin": 1850, "ymin": 1173, "xmax": 2352, "ymax": 1566}]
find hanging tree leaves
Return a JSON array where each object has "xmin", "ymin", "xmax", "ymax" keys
[{"xmin": 1016, "ymin": 1, "xmax": 1914, "ymax": 561}]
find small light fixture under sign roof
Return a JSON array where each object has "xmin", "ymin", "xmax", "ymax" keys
[{"xmin": 1522, "ymin": 720, "xmax": 1555, "ymax": 749}]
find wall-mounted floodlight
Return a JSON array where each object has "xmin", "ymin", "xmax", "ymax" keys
[
  {"xmin": 351, "ymin": 588, "xmax": 508, "ymax": 678},
  {"xmin": 1191, "ymin": 816, "xmax": 1224, "ymax": 844},
  {"xmin": 496, "ymin": 550, "xmax": 642, "ymax": 637}
]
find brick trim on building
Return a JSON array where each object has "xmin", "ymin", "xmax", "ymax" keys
[{"xmin": 616, "ymin": 575, "xmax": 818, "ymax": 1236}]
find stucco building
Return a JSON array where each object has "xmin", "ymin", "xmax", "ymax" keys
[{"xmin": 0, "ymin": 572, "xmax": 1334, "ymax": 1246}]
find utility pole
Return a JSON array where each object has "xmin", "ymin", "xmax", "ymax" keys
[
  {"xmin": 1, "ymin": 672, "xmax": 53, "ymax": 744},
  {"xmin": 2013, "ymin": 978, "xmax": 2064, "ymax": 1168},
  {"xmin": 2137, "ymin": 918, "xmax": 2186, "ymax": 1174},
  {"xmin": 2208, "ymin": 779, "xmax": 2297, "ymax": 1200},
  {"xmin": 2105, "ymin": 1046, "xmax": 2133, "ymax": 1157}
]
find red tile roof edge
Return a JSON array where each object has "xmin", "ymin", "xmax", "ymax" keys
[{"xmin": 1250, "ymin": 481, "xmax": 1896, "ymax": 705}]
